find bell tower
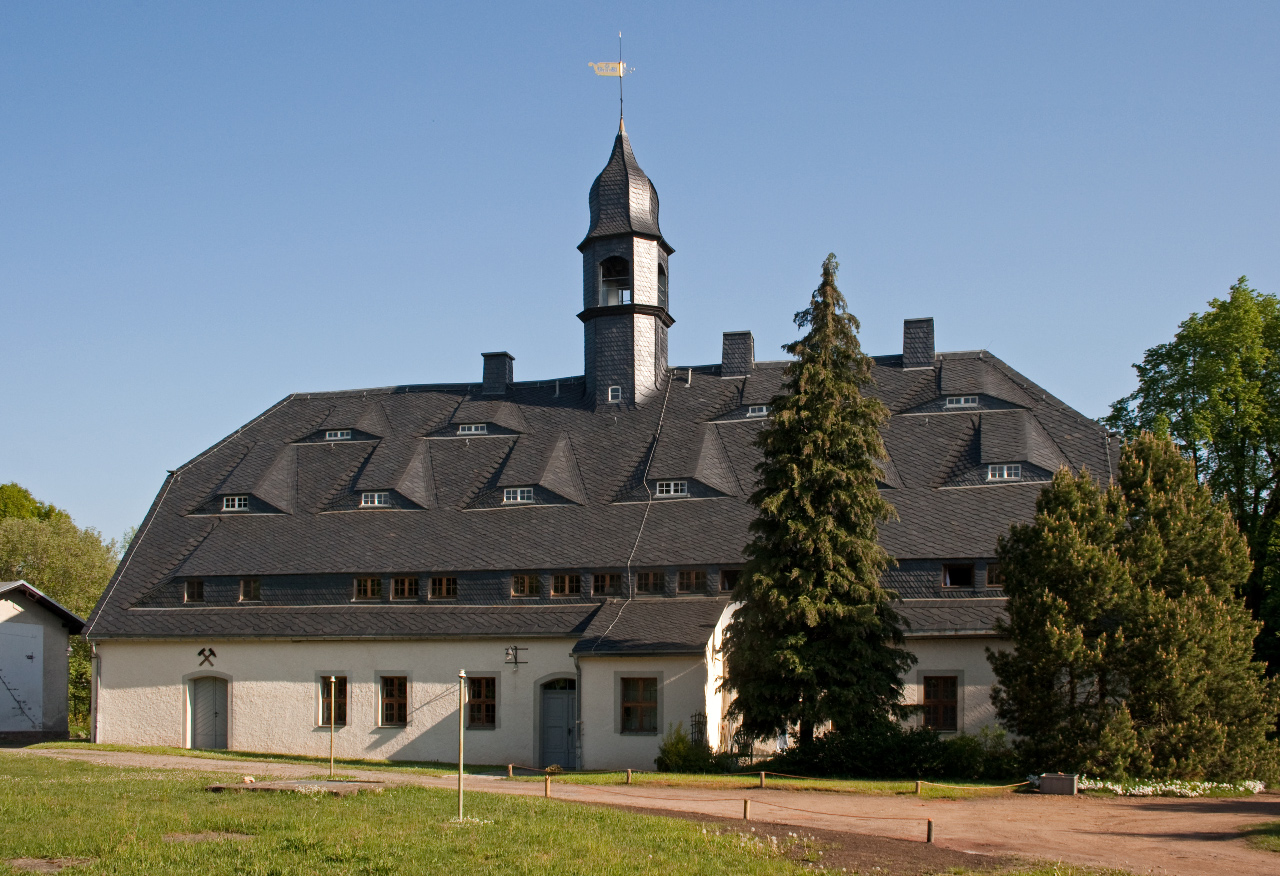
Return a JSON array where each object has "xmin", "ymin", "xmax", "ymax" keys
[{"xmin": 578, "ymin": 119, "xmax": 674, "ymax": 406}]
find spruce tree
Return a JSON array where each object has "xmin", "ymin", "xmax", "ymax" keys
[
  {"xmin": 990, "ymin": 433, "xmax": 1280, "ymax": 781},
  {"xmin": 721, "ymin": 254, "xmax": 913, "ymax": 745}
]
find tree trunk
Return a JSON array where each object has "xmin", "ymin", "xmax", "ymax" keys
[{"xmin": 798, "ymin": 719, "xmax": 814, "ymax": 746}]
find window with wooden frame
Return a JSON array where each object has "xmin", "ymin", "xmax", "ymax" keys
[
  {"xmin": 430, "ymin": 576, "xmax": 458, "ymax": 599},
  {"xmin": 552, "ymin": 573, "xmax": 581, "ymax": 596},
  {"xmin": 239, "ymin": 578, "xmax": 261, "ymax": 602},
  {"xmin": 655, "ymin": 480, "xmax": 688, "ymax": 497},
  {"xmin": 923, "ymin": 676, "xmax": 958, "ymax": 732},
  {"xmin": 511, "ymin": 573, "xmax": 540, "ymax": 597},
  {"xmin": 320, "ymin": 676, "xmax": 347, "ymax": 726},
  {"xmin": 380, "ymin": 676, "xmax": 408, "ymax": 725},
  {"xmin": 325, "ymin": 430, "xmax": 352, "ymax": 441},
  {"xmin": 392, "ymin": 577, "xmax": 419, "ymax": 600},
  {"xmin": 942, "ymin": 564, "xmax": 974, "ymax": 588},
  {"xmin": 467, "ymin": 677, "xmax": 496, "ymax": 729},
  {"xmin": 354, "ymin": 577, "xmax": 381, "ymax": 600},
  {"xmin": 457, "ymin": 423, "xmax": 487, "ymax": 435},
  {"xmin": 719, "ymin": 569, "xmax": 741, "ymax": 593},
  {"xmin": 361, "ymin": 491, "xmax": 390, "ymax": 507},
  {"xmin": 503, "ymin": 487, "xmax": 535, "ymax": 504},
  {"xmin": 985, "ymin": 563, "xmax": 1003, "ymax": 589},
  {"xmin": 594, "ymin": 572, "xmax": 622, "ymax": 595},
  {"xmin": 636, "ymin": 571, "xmax": 662, "ymax": 594},
  {"xmin": 184, "ymin": 579, "xmax": 204, "ymax": 603},
  {"xmin": 677, "ymin": 570, "xmax": 705, "ymax": 593},
  {"xmin": 621, "ymin": 677, "xmax": 658, "ymax": 734},
  {"xmin": 222, "ymin": 495, "xmax": 249, "ymax": 511}
]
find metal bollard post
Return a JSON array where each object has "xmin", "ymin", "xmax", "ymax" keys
[
  {"xmin": 759, "ymin": 771, "xmax": 766, "ymax": 788},
  {"xmin": 927, "ymin": 819, "xmax": 934, "ymax": 843},
  {"xmin": 544, "ymin": 775, "xmax": 551, "ymax": 798},
  {"xmin": 626, "ymin": 769, "xmax": 632, "ymax": 784},
  {"xmin": 743, "ymin": 799, "xmax": 751, "ymax": 820}
]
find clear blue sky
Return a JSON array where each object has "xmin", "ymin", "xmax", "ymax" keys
[{"xmin": 3, "ymin": 2, "xmax": 1277, "ymax": 540}]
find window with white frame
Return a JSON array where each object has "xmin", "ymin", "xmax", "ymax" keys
[
  {"xmin": 608, "ymin": 386, "xmax": 622, "ymax": 403},
  {"xmin": 747, "ymin": 405, "xmax": 769, "ymax": 417},
  {"xmin": 457, "ymin": 423, "xmax": 487, "ymax": 435},
  {"xmin": 325, "ymin": 430, "xmax": 352, "ymax": 441},
  {"xmin": 945, "ymin": 396, "xmax": 979, "ymax": 408},
  {"xmin": 361, "ymin": 491, "xmax": 390, "ymax": 507},
  {"xmin": 503, "ymin": 487, "xmax": 534, "ymax": 504},
  {"xmin": 222, "ymin": 495, "xmax": 249, "ymax": 511},
  {"xmin": 987, "ymin": 464, "xmax": 1022, "ymax": 481},
  {"xmin": 655, "ymin": 480, "xmax": 688, "ymax": 497}
]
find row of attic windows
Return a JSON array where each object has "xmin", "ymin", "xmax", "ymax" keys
[{"xmin": 181, "ymin": 569, "xmax": 744, "ymax": 604}]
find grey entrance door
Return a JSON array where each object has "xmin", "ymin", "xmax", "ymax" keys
[
  {"xmin": 540, "ymin": 680, "xmax": 576, "ymax": 769},
  {"xmin": 190, "ymin": 676, "xmax": 228, "ymax": 749}
]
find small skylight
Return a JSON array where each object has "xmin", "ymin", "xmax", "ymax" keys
[
  {"xmin": 987, "ymin": 464, "xmax": 1022, "ymax": 481},
  {"xmin": 656, "ymin": 480, "xmax": 688, "ymax": 497},
  {"xmin": 945, "ymin": 396, "xmax": 979, "ymax": 408},
  {"xmin": 747, "ymin": 405, "xmax": 769, "ymax": 417},
  {"xmin": 361, "ymin": 491, "xmax": 390, "ymax": 507},
  {"xmin": 325, "ymin": 430, "xmax": 352, "ymax": 441},
  {"xmin": 503, "ymin": 487, "xmax": 534, "ymax": 504},
  {"xmin": 608, "ymin": 386, "xmax": 622, "ymax": 403},
  {"xmin": 458, "ymin": 423, "xmax": 487, "ymax": 435},
  {"xmin": 222, "ymin": 495, "xmax": 249, "ymax": 511}
]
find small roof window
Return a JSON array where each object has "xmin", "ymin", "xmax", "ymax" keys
[
  {"xmin": 222, "ymin": 495, "xmax": 249, "ymax": 511},
  {"xmin": 987, "ymin": 464, "xmax": 1022, "ymax": 482},
  {"xmin": 608, "ymin": 386, "xmax": 622, "ymax": 403},
  {"xmin": 458, "ymin": 423, "xmax": 487, "ymax": 435},
  {"xmin": 945, "ymin": 396, "xmax": 978, "ymax": 408},
  {"xmin": 361, "ymin": 491, "xmax": 390, "ymax": 507},
  {"xmin": 656, "ymin": 480, "xmax": 688, "ymax": 497},
  {"xmin": 325, "ymin": 430, "xmax": 352, "ymax": 441},
  {"xmin": 504, "ymin": 487, "xmax": 534, "ymax": 504},
  {"xmin": 747, "ymin": 405, "xmax": 769, "ymax": 418}
]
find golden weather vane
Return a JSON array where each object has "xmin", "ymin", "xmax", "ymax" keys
[{"xmin": 588, "ymin": 31, "xmax": 630, "ymax": 120}]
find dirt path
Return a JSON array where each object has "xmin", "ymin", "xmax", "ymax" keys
[{"xmin": 21, "ymin": 748, "xmax": 1280, "ymax": 876}]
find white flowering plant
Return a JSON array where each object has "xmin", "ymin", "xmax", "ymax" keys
[{"xmin": 1078, "ymin": 776, "xmax": 1265, "ymax": 797}]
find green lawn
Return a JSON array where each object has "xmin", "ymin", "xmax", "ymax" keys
[{"xmin": 1242, "ymin": 820, "xmax": 1280, "ymax": 852}]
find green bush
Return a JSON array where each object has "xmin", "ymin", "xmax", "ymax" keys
[
  {"xmin": 653, "ymin": 723, "xmax": 737, "ymax": 773},
  {"xmin": 762, "ymin": 721, "xmax": 1018, "ymax": 781}
]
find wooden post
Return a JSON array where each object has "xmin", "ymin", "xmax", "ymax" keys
[
  {"xmin": 544, "ymin": 775, "xmax": 551, "ymax": 798},
  {"xmin": 507, "ymin": 764, "xmax": 513, "ymax": 778},
  {"xmin": 915, "ymin": 780, "xmax": 922, "ymax": 795},
  {"xmin": 458, "ymin": 670, "xmax": 466, "ymax": 820},
  {"xmin": 743, "ymin": 799, "xmax": 751, "ymax": 820},
  {"xmin": 626, "ymin": 769, "xmax": 632, "ymax": 784},
  {"xmin": 759, "ymin": 771, "xmax": 766, "ymax": 788},
  {"xmin": 328, "ymin": 676, "xmax": 336, "ymax": 779},
  {"xmin": 927, "ymin": 819, "xmax": 934, "ymax": 843}
]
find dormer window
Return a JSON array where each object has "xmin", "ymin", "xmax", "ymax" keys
[
  {"xmin": 657, "ymin": 264, "xmax": 668, "ymax": 310},
  {"xmin": 325, "ymin": 430, "xmax": 352, "ymax": 441},
  {"xmin": 747, "ymin": 405, "xmax": 769, "ymax": 417},
  {"xmin": 503, "ymin": 487, "xmax": 534, "ymax": 504},
  {"xmin": 987, "ymin": 464, "xmax": 1022, "ymax": 481},
  {"xmin": 656, "ymin": 480, "xmax": 688, "ymax": 497},
  {"xmin": 945, "ymin": 396, "xmax": 978, "ymax": 408},
  {"xmin": 361, "ymin": 491, "xmax": 390, "ymax": 507},
  {"xmin": 222, "ymin": 495, "xmax": 249, "ymax": 511},
  {"xmin": 608, "ymin": 386, "xmax": 622, "ymax": 403},
  {"xmin": 599, "ymin": 256, "xmax": 632, "ymax": 306},
  {"xmin": 458, "ymin": 424, "xmax": 487, "ymax": 435}
]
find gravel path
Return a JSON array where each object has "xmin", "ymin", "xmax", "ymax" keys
[{"xmin": 23, "ymin": 748, "xmax": 1280, "ymax": 876}]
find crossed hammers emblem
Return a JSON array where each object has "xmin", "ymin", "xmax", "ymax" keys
[{"xmin": 197, "ymin": 648, "xmax": 216, "ymax": 667}]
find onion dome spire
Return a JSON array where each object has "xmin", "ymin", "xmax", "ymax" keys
[{"xmin": 578, "ymin": 119, "xmax": 672, "ymax": 253}]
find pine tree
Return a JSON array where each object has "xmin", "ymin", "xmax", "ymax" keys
[
  {"xmin": 721, "ymin": 254, "xmax": 913, "ymax": 745},
  {"xmin": 989, "ymin": 433, "xmax": 1280, "ymax": 781}
]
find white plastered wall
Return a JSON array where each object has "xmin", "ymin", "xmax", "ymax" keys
[
  {"xmin": 95, "ymin": 638, "xmax": 577, "ymax": 764},
  {"xmin": 902, "ymin": 635, "xmax": 1007, "ymax": 734},
  {"xmin": 0, "ymin": 594, "xmax": 72, "ymax": 734},
  {"xmin": 577, "ymin": 654, "xmax": 712, "ymax": 770}
]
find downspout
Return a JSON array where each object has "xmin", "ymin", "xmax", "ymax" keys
[
  {"xmin": 89, "ymin": 641, "xmax": 99, "ymax": 743},
  {"xmin": 573, "ymin": 655, "xmax": 584, "ymax": 769}
]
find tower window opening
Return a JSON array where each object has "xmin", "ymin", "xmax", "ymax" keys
[
  {"xmin": 657, "ymin": 264, "xmax": 668, "ymax": 310},
  {"xmin": 599, "ymin": 256, "xmax": 632, "ymax": 306}
]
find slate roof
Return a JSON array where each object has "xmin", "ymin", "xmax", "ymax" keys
[
  {"xmin": 573, "ymin": 599, "xmax": 731, "ymax": 656},
  {"xmin": 579, "ymin": 120, "xmax": 671, "ymax": 253},
  {"xmin": 1, "ymin": 580, "xmax": 87, "ymax": 633},
  {"xmin": 898, "ymin": 598, "xmax": 1008, "ymax": 637},
  {"xmin": 87, "ymin": 348, "xmax": 1116, "ymax": 644}
]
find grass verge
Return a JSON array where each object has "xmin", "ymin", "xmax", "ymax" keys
[{"xmin": 1241, "ymin": 820, "xmax": 1280, "ymax": 852}]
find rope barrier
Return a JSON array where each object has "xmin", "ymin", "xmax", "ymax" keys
[
  {"xmin": 751, "ymin": 799, "xmax": 926, "ymax": 823},
  {"xmin": 504, "ymin": 765, "xmax": 1024, "ymax": 793},
  {"xmin": 917, "ymin": 780, "xmax": 1029, "ymax": 790}
]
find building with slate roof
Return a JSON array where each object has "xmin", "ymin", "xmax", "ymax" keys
[{"xmin": 86, "ymin": 119, "xmax": 1117, "ymax": 768}]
